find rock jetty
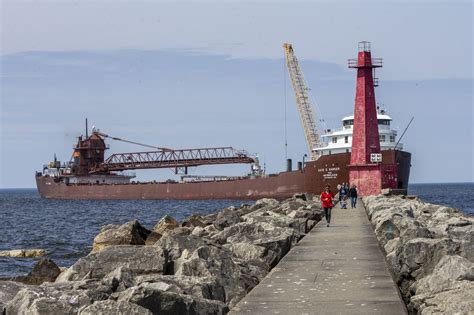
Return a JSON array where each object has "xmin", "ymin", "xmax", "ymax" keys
[
  {"xmin": 363, "ymin": 195, "xmax": 474, "ymax": 314},
  {"xmin": 0, "ymin": 195, "xmax": 323, "ymax": 315}
]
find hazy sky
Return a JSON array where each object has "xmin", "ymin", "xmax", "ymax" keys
[{"xmin": 1, "ymin": 0, "xmax": 473, "ymax": 187}]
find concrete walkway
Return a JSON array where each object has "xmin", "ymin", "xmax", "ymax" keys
[{"xmin": 230, "ymin": 200, "xmax": 407, "ymax": 315}]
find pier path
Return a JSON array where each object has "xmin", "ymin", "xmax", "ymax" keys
[{"xmin": 230, "ymin": 200, "xmax": 407, "ymax": 315}]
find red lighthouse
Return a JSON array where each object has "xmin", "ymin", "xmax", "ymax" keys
[{"xmin": 348, "ymin": 42, "xmax": 396, "ymax": 196}]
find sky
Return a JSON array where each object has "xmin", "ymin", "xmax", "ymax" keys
[{"xmin": 1, "ymin": 0, "xmax": 473, "ymax": 188}]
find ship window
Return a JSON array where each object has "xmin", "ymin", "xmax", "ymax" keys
[
  {"xmin": 332, "ymin": 137, "xmax": 337, "ymax": 143},
  {"xmin": 378, "ymin": 119, "xmax": 390, "ymax": 126},
  {"xmin": 343, "ymin": 119, "xmax": 354, "ymax": 126},
  {"xmin": 329, "ymin": 150, "xmax": 331, "ymax": 155},
  {"xmin": 390, "ymin": 135, "xmax": 396, "ymax": 142},
  {"xmin": 344, "ymin": 136, "xmax": 348, "ymax": 143},
  {"xmin": 346, "ymin": 149, "xmax": 349, "ymax": 153},
  {"xmin": 379, "ymin": 135, "xmax": 386, "ymax": 142}
]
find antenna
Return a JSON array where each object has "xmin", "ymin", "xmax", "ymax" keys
[{"xmin": 85, "ymin": 118, "xmax": 89, "ymax": 138}]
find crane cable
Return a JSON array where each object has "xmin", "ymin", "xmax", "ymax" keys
[{"xmin": 97, "ymin": 132, "xmax": 172, "ymax": 151}]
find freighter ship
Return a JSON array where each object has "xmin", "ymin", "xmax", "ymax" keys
[{"xmin": 36, "ymin": 42, "xmax": 411, "ymax": 199}]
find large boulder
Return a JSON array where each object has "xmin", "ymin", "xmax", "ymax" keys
[
  {"xmin": 92, "ymin": 220, "xmax": 151, "ymax": 252},
  {"xmin": 277, "ymin": 198, "xmax": 308, "ymax": 215},
  {"xmin": 5, "ymin": 280, "xmax": 113, "ymax": 314},
  {"xmin": 243, "ymin": 209, "xmax": 309, "ymax": 234},
  {"xmin": 412, "ymin": 255, "xmax": 474, "ymax": 296},
  {"xmin": 153, "ymin": 215, "xmax": 179, "ymax": 235},
  {"xmin": 213, "ymin": 206, "xmax": 253, "ymax": 231},
  {"xmin": 154, "ymin": 228, "xmax": 261, "ymax": 307},
  {"xmin": 132, "ymin": 274, "xmax": 226, "ymax": 302},
  {"xmin": 373, "ymin": 213, "xmax": 432, "ymax": 248},
  {"xmin": 145, "ymin": 232, "xmax": 163, "ymax": 246},
  {"xmin": 117, "ymin": 282, "xmax": 229, "ymax": 315},
  {"xmin": 410, "ymin": 283, "xmax": 474, "ymax": 315},
  {"xmin": 392, "ymin": 238, "xmax": 460, "ymax": 281},
  {"xmin": 0, "ymin": 281, "xmax": 30, "ymax": 314},
  {"xmin": 79, "ymin": 300, "xmax": 152, "ymax": 315},
  {"xmin": 212, "ymin": 222, "xmax": 299, "ymax": 264},
  {"xmin": 14, "ymin": 258, "xmax": 62, "ymax": 285},
  {"xmin": 181, "ymin": 214, "xmax": 207, "ymax": 229},
  {"xmin": 154, "ymin": 229, "xmax": 209, "ymax": 274},
  {"xmin": 56, "ymin": 246, "xmax": 166, "ymax": 282},
  {"xmin": 224, "ymin": 242, "xmax": 272, "ymax": 265}
]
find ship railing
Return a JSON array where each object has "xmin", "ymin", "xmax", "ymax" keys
[
  {"xmin": 118, "ymin": 171, "xmax": 136, "ymax": 178},
  {"xmin": 347, "ymin": 58, "xmax": 383, "ymax": 68}
]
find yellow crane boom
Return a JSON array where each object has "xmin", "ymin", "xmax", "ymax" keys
[{"xmin": 283, "ymin": 43, "xmax": 321, "ymax": 160}]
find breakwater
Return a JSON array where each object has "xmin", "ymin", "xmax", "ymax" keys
[
  {"xmin": 363, "ymin": 195, "xmax": 473, "ymax": 314},
  {"xmin": 0, "ymin": 195, "xmax": 323, "ymax": 314}
]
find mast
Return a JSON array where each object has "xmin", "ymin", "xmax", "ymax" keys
[{"xmin": 283, "ymin": 43, "xmax": 321, "ymax": 160}]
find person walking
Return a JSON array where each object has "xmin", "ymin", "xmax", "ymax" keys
[
  {"xmin": 349, "ymin": 184, "xmax": 358, "ymax": 208},
  {"xmin": 339, "ymin": 183, "xmax": 348, "ymax": 209},
  {"xmin": 320, "ymin": 184, "xmax": 335, "ymax": 227}
]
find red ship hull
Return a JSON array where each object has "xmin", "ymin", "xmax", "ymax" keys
[{"xmin": 36, "ymin": 150, "xmax": 411, "ymax": 200}]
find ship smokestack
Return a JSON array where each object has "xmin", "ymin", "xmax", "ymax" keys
[
  {"xmin": 85, "ymin": 118, "xmax": 89, "ymax": 138},
  {"xmin": 286, "ymin": 159, "xmax": 292, "ymax": 172}
]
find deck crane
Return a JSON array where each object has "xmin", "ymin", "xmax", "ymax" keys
[
  {"xmin": 283, "ymin": 43, "xmax": 322, "ymax": 160},
  {"xmin": 72, "ymin": 126, "xmax": 258, "ymax": 175}
]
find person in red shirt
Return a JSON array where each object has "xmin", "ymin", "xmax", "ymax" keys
[{"xmin": 320, "ymin": 184, "xmax": 335, "ymax": 227}]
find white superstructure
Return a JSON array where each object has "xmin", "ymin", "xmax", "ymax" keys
[{"xmin": 314, "ymin": 110, "xmax": 402, "ymax": 156}]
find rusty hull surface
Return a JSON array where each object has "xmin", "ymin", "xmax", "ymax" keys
[{"xmin": 36, "ymin": 151, "xmax": 411, "ymax": 200}]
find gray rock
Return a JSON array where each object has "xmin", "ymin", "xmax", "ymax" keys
[
  {"xmin": 181, "ymin": 214, "xmax": 207, "ymax": 228},
  {"xmin": 174, "ymin": 245, "xmax": 247, "ymax": 306},
  {"xmin": 144, "ymin": 232, "xmax": 163, "ymax": 246},
  {"xmin": 154, "ymin": 230, "xmax": 209, "ymax": 274},
  {"xmin": 5, "ymin": 280, "xmax": 112, "ymax": 315},
  {"xmin": 213, "ymin": 206, "xmax": 254, "ymax": 231},
  {"xmin": 13, "ymin": 258, "xmax": 62, "ymax": 285},
  {"xmin": 92, "ymin": 220, "xmax": 151, "ymax": 253},
  {"xmin": 243, "ymin": 209, "xmax": 307, "ymax": 234},
  {"xmin": 251, "ymin": 198, "xmax": 279, "ymax": 210},
  {"xmin": 154, "ymin": 215, "xmax": 179, "ymax": 235},
  {"xmin": 102, "ymin": 266, "xmax": 135, "ymax": 292},
  {"xmin": 79, "ymin": 300, "xmax": 152, "ymax": 315},
  {"xmin": 411, "ymin": 283, "xmax": 474, "ymax": 315},
  {"xmin": 117, "ymin": 282, "xmax": 229, "ymax": 315},
  {"xmin": 191, "ymin": 226, "xmax": 206, "ymax": 237},
  {"xmin": 384, "ymin": 237, "xmax": 402, "ymax": 255},
  {"xmin": 225, "ymin": 242, "xmax": 269, "ymax": 263},
  {"xmin": 56, "ymin": 246, "xmax": 166, "ymax": 282},
  {"xmin": 395, "ymin": 238, "xmax": 460, "ymax": 280},
  {"xmin": 211, "ymin": 221, "xmax": 299, "ymax": 267},
  {"xmin": 133, "ymin": 274, "xmax": 225, "ymax": 302},
  {"xmin": 413, "ymin": 255, "xmax": 474, "ymax": 295},
  {"xmin": 0, "ymin": 281, "xmax": 30, "ymax": 314}
]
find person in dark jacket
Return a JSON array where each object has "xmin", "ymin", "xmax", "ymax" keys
[
  {"xmin": 339, "ymin": 183, "xmax": 348, "ymax": 209},
  {"xmin": 320, "ymin": 184, "xmax": 335, "ymax": 227},
  {"xmin": 349, "ymin": 184, "xmax": 358, "ymax": 208}
]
